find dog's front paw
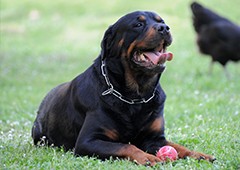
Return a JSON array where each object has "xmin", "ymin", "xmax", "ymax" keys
[
  {"xmin": 190, "ymin": 151, "xmax": 216, "ymax": 162},
  {"xmin": 130, "ymin": 151, "xmax": 161, "ymax": 166}
]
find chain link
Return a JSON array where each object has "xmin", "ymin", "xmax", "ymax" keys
[{"xmin": 101, "ymin": 60, "xmax": 156, "ymax": 105}]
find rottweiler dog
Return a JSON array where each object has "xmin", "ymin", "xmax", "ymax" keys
[{"xmin": 32, "ymin": 11, "xmax": 215, "ymax": 166}]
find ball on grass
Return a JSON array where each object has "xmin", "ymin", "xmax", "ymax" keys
[{"xmin": 156, "ymin": 146, "xmax": 178, "ymax": 162}]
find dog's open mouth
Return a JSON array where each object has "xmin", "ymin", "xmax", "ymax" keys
[{"xmin": 133, "ymin": 49, "xmax": 173, "ymax": 68}]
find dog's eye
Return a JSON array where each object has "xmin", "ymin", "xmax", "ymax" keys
[
  {"xmin": 160, "ymin": 20, "xmax": 165, "ymax": 23},
  {"xmin": 134, "ymin": 22, "xmax": 144, "ymax": 28}
]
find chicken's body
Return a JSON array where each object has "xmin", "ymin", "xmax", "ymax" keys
[{"xmin": 190, "ymin": 2, "xmax": 240, "ymax": 77}]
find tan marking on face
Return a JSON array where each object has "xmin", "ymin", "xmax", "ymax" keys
[
  {"xmin": 144, "ymin": 27, "xmax": 156, "ymax": 39},
  {"xmin": 154, "ymin": 15, "xmax": 162, "ymax": 22},
  {"xmin": 126, "ymin": 28, "xmax": 156, "ymax": 57},
  {"xmin": 104, "ymin": 129, "xmax": 119, "ymax": 141},
  {"xmin": 136, "ymin": 26, "xmax": 159, "ymax": 49},
  {"xmin": 127, "ymin": 40, "xmax": 137, "ymax": 57},
  {"xmin": 138, "ymin": 15, "xmax": 146, "ymax": 22},
  {"xmin": 118, "ymin": 38, "xmax": 124, "ymax": 47}
]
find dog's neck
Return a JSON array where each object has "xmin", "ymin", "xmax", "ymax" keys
[
  {"xmin": 99, "ymin": 57, "xmax": 161, "ymax": 102},
  {"xmin": 123, "ymin": 61, "xmax": 161, "ymax": 96}
]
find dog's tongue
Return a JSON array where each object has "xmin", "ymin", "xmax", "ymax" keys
[{"xmin": 143, "ymin": 51, "xmax": 173, "ymax": 65}]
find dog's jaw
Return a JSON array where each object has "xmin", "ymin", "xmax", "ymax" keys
[{"xmin": 132, "ymin": 49, "xmax": 173, "ymax": 68}]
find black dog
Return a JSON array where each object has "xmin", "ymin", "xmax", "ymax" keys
[{"xmin": 32, "ymin": 11, "xmax": 215, "ymax": 166}]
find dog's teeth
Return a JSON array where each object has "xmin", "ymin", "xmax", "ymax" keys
[{"xmin": 140, "ymin": 54, "xmax": 146, "ymax": 61}]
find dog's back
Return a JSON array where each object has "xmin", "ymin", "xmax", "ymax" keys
[{"xmin": 32, "ymin": 82, "xmax": 75, "ymax": 148}]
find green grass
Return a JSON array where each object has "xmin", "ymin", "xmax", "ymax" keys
[{"xmin": 1, "ymin": 0, "xmax": 240, "ymax": 169}]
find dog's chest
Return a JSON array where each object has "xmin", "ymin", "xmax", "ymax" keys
[{"xmin": 115, "ymin": 105, "xmax": 157, "ymax": 141}]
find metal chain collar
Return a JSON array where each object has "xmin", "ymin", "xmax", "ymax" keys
[{"xmin": 101, "ymin": 60, "xmax": 156, "ymax": 104}]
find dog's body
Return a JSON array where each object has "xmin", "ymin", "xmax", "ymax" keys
[{"xmin": 32, "ymin": 11, "xmax": 215, "ymax": 165}]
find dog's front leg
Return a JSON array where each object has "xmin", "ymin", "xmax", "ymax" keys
[
  {"xmin": 76, "ymin": 141, "xmax": 160, "ymax": 166},
  {"xmin": 166, "ymin": 141, "xmax": 216, "ymax": 162},
  {"xmin": 74, "ymin": 113, "xmax": 160, "ymax": 166},
  {"xmin": 75, "ymin": 134, "xmax": 161, "ymax": 166}
]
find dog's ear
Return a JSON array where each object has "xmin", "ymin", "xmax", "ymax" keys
[{"xmin": 101, "ymin": 25, "xmax": 114, "ymax": 60}]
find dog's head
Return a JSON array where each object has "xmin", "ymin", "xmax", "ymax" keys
[{"xmin": 101, "ymin": 11, "xmax": 173, "ymax": 74}]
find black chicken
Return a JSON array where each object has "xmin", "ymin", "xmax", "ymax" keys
[{"xmin": 190, "ymin": 2, "xmax": 240, "ymax": 77}]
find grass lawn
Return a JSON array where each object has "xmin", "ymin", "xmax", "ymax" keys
[{"xmin": 1, "ymin": 0, "xmax": 239, "ymax": 169}]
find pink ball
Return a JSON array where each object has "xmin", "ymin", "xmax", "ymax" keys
[{"xmin": 156, "ymin": 146, "xmax": 178, "ymax": 162}]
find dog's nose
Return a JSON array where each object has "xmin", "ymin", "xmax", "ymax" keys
[{"xmin": 154, "ymin": 24, "xmax": 170, "ymax": 34}]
